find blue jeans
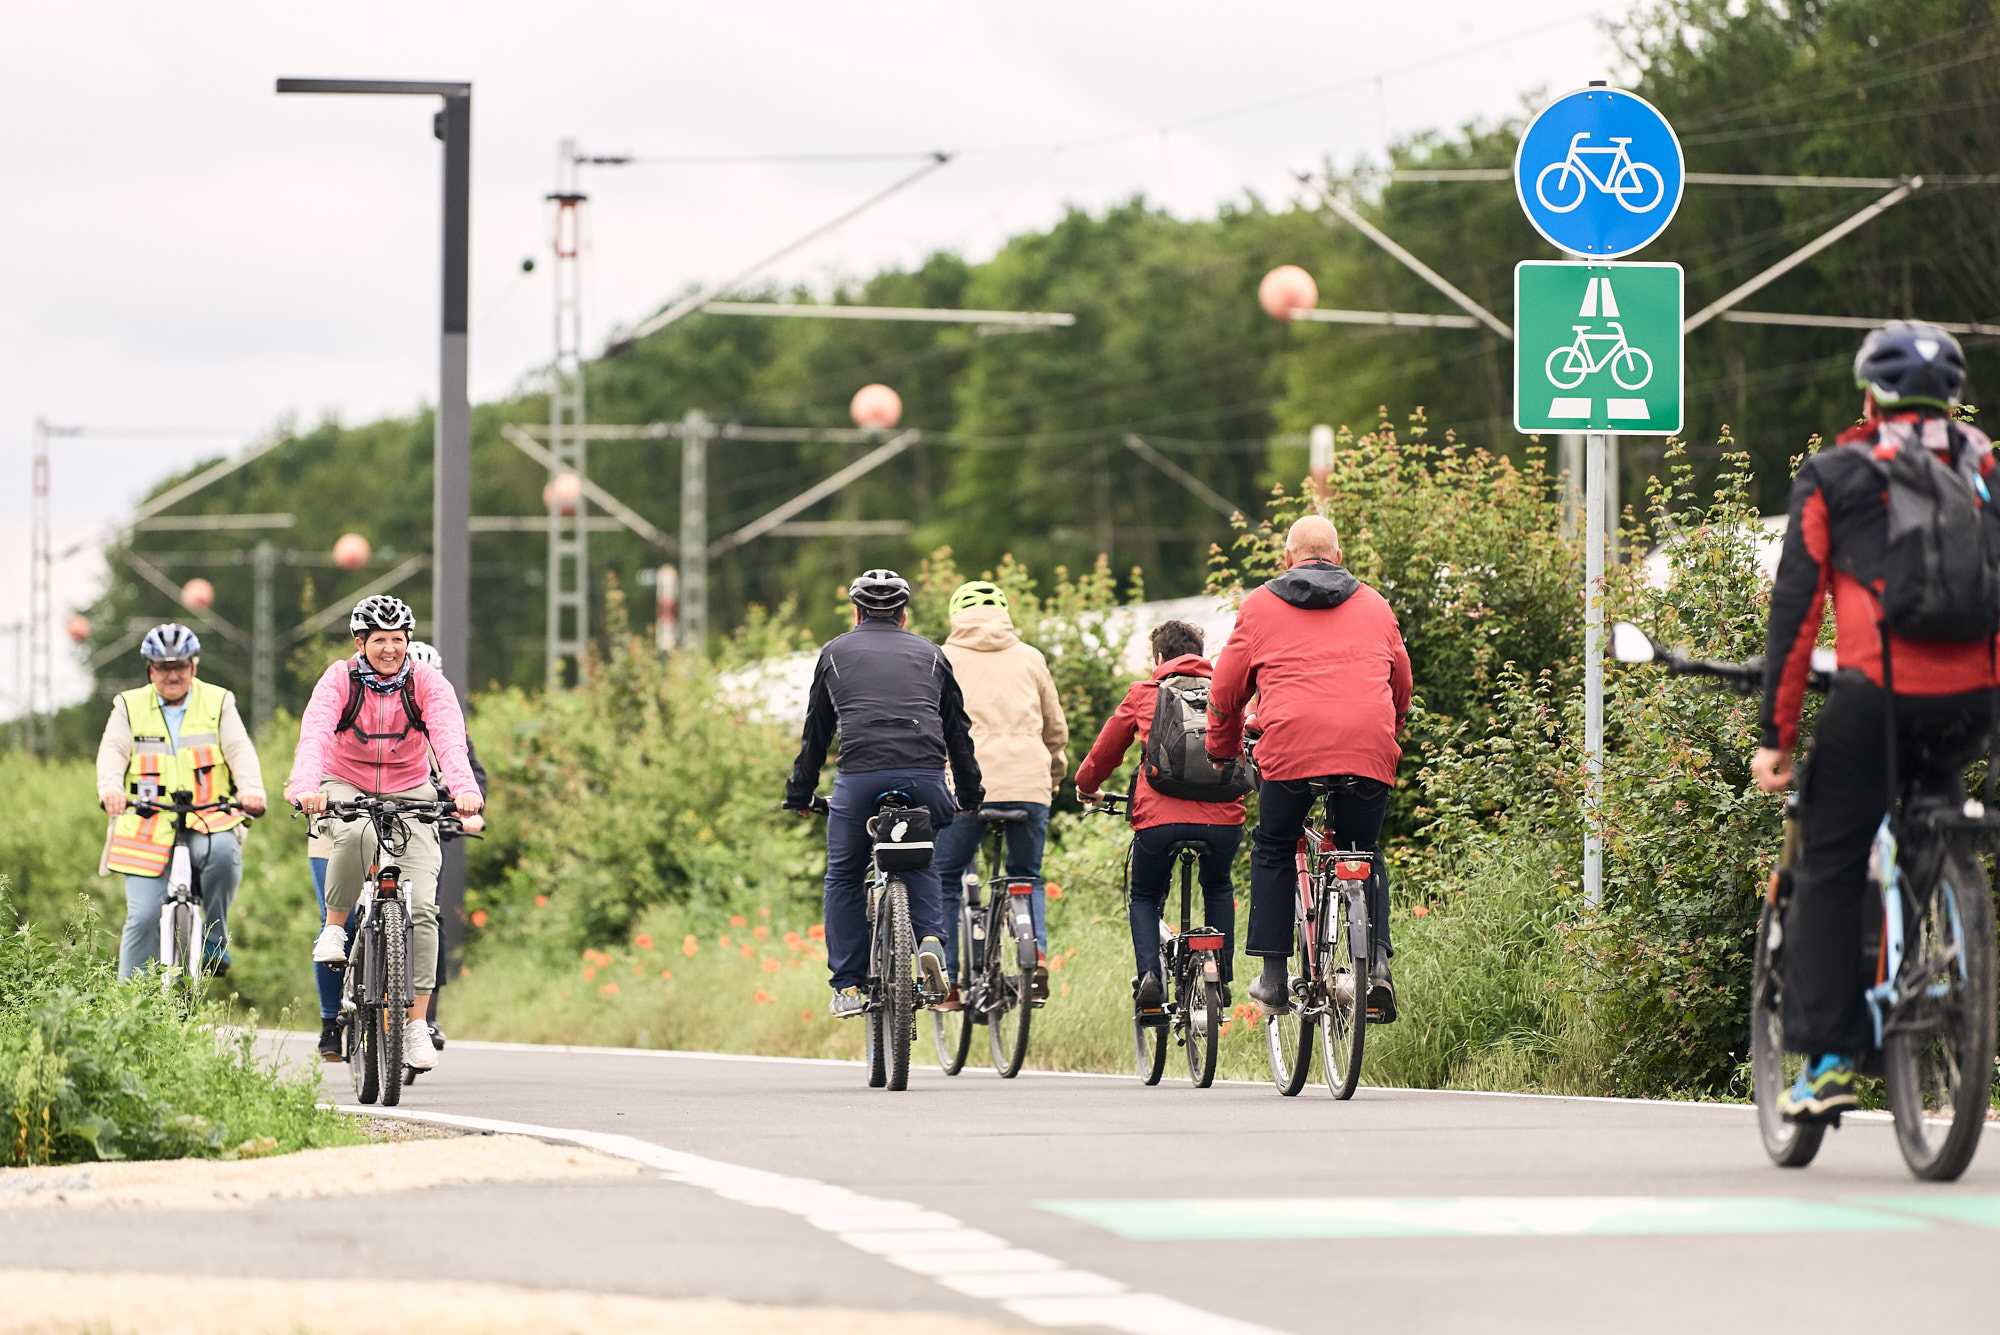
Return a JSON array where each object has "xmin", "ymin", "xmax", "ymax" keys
[
  {"xmin": 118, "ymin": 830, "xmax": 241, "ymax": 979},
  {"xmin": 310, "ymin": 857, "xmax": 353, "ymax": 1021},
  {"xmin": 1129, "ymin": 823, "xmax": 1240, "ymax": 984},
  {"xmin": 824, "ymin": 769, "xmax": 954, "ymax": 991},
  {"xmin": 933, "ymin": 802, "xmax": 1050, "ymax": 976}
]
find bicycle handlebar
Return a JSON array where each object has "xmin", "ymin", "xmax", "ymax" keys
[
  {"xmin": 1085, "ymin": 793, "xmax": 1130, "ymax": 816},
  {"xmin": 318, "ymin": 796, "xmax": 460, "ymax": 823},
  {"xmin": 1612, "ymin": 622, "xmax": 1834, "ymax": 696},
  {"xmin": 781, "ymin": 796, "xmax": 832, "ymax": 817},
  {"xmin": 132, "ymin": 795, "xmax": 248, "ymax": 818}
]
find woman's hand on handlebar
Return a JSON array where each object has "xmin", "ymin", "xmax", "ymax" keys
[
  {"xmin": 453, "ymin": 791, "xmax": 482, "ymax": 817},
  {"xmin": 297, "ymin": 791, "xmax": 329, "ymax": 816},
  {"xmin": 1751, "ymin": 746, "xmax": 1793, "ymax": 793}
]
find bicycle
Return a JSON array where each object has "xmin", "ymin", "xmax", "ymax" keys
[
  {"xmin": 1612, "ymin": 623, "xmax": 1998, "ymax": 1181},
  {"xmin": 1090, "ymin": 793, "xmax": 1229, "ymax": 1088},
  {"xmin": 804, "ymin": 792, "xmax": 944, "ymax": 1092},
  {"xmin": 1533, "ymin": 132, "xmax": 1666, "ymax": 214},
  {"xmin": 1264, "ymin": 778, "xmax": 1380, "ymax": 1099},
  {"xmin": 1545, "ymin": 322, "xmax": 1654, "ymax": 391},
  {"xmin": 932, "ymin": 807, "xmax": 1037, "ymax": 1079},
  {"xmin": 320, "ymin": 794, "xmax": 456, "ymax": 1107},
  {"xmin": 129, "ymin": 789, "xmax": 246, "ymax": 1007}
]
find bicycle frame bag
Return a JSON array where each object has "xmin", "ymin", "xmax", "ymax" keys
[
  {"xmin": 871, "ymin": 805, "xmax": 935, "ymax": 873},
  {"xmin": 1870, "ymin": 420, "xmax": 2000, "ymax": 642},
  {"xmin": 1143, "ymin": 674, "xmax": 1253, "ymax": 801}
]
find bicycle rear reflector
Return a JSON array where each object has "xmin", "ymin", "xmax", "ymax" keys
[
  {"xmin": 1003, "ymin": 878, "xmax": 1036, "ymax": 897},
  {"xmin": 1334, "ymin": 860, "xmax": 1373, "ymax": 882},
  {"xmin": 1183, "ymin": 932, "xmax": 1225, "ymax": 951}
]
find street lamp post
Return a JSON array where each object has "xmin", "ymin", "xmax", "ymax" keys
[{"xmin": 276, "ymin": 76, "xmax": 473, "ymax": 1007}]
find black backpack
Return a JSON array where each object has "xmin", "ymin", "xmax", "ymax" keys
[
  {"xmin": 336, "ymin": 665, "xmax": 428, "ymax": 742},
  {"xmin": 1142, "ymin": 674, "xmax": 1252, "ymax": 802},
  {"xmin": 1873, "ymin": 423, "xmax": 2000, "ymax": 642}
]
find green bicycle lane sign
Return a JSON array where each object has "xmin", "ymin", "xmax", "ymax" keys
[{"xmin": 1513, "ymin": 260, "xmax": 1683, "ymax": 435}]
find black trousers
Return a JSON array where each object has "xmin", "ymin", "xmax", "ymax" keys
[
  {"xmin": 1248, "ymin": 776, "xmax": 1391, "ymax": 957},
  {"xmin": 1788, "ymin": 684, "xmax": 1992, "ymax": 1055},
  {"xmin": 1129, "ymin": 823, "xmax": 1241, "ymax": 984}
]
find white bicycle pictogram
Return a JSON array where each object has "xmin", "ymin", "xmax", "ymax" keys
[
  {"xmin": 1545, "ymin": 321, "xmax": 1654, "ymax": 391},
  {"xmin": 1534, "ymin": 133, "xmax": 1667, "ymax": 215}
]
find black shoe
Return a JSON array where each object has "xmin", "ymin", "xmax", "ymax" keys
[
  {"xmin": 1134, "ymin": 972, "xmax": 1166, "ymax": 1012},
  {"xmin": 428, "ymin": 1023, "xmax": 447, "ymax": 1050},
  {"xmin": 1248, "ymin": 971, "xmax": 1291, "ymax": 1014},
  {"xmin": 1032, "ymin": 950, "xmax": 1050, "ymax": 1006},
  {"xmin": 317, "ymin": 1019, "xmax": 341, "ymax": 1062},
  {"xmin": 1366, "ymin": 951, "xmax": 1397, "ymax": 1024}
]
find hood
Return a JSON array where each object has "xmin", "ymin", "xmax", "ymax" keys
[
  {"xmin": 1151, "ymin": 653, "xmax": 1213, "ymax": 681},
  {"xmin": 946, "ymin": 604, "xmax": 1021, "ymax": 652},
  {"xmin": 1266, "ymin": 561, "xmax": 1359, "ymax": 610}
]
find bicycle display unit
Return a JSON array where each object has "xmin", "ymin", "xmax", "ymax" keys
[
  {"xmin": 933, "ymin": 807, "xmax": 1038, "ymax": 1079},
  {"xmin": 1612, "ymin": 623, "xmax": 1998, "ymax": 1182},
  {"xmin": 1091, "ymin": 794, "xmax": 1228, "ymax": 1088},
  {"xmin": 130, "ymin": 789, "xmax": 245, "ymax": 1005},
  {"xmin": 320, "ymin": 794, "xmax": 456, "ymax": 1108},
  {"xmin": 1266, "ymin": 779, "xmax": 1378, "ymax": 1100}
]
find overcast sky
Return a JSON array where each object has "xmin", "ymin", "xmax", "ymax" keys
[{"xmin": 3, "ymin": 1, "xmax": 1624, "ymax": 711}]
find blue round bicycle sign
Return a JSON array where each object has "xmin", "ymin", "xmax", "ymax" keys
[{"xmin": 1515, "ymin": 86, "xmax": 1684, "ymax": 259}]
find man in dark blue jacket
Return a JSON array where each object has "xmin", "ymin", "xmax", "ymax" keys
[{"xmin": 786, "ymin": 569, "xmax": 985, "ymax": 1017}]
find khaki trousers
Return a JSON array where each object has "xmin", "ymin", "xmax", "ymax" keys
[{"xmin": 321, "ymin": 779, "xmax": 442, "ymax": 992}]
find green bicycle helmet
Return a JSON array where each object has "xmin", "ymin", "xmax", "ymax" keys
[{"xmin": 948, "ymin": 580, "xmax": 1008, "ymax": 614}]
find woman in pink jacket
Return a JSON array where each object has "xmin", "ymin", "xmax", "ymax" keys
[{"xmin": 286, "ymin": 595, "xmax": 482, "ymax": 1073}]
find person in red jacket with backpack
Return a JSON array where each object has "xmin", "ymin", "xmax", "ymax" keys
[
  {"xmin": 1206, "ymin": 514, "xmax": 1411, "ymax": 1019},
  {"xmin": 1076, "ymin": 619, "xmax": 1249, "ymax": 1012}
]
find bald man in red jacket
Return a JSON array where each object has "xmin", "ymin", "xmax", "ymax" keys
[{"xmin": 1206, "ymin": 515, "xmax": 1412, "ymax": 1018}]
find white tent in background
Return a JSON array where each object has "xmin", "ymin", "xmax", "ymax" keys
[{"xmin": 1643, "ymin": 515, "xmax": 1788, "ymax": 590}]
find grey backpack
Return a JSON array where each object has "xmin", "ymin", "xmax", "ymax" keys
[{"xmin": 1142, "ymin": 675, "xmax": 1252, "ymax": 802}]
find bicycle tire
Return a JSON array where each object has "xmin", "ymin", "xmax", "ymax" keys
[
  {"xmin": 1187, "ymin": 975, "xmax": 1222, "ymax": 1089},
  {"xmin": 931, "ymin": 911, "xmax": 974, "ymax": 1076},
  {"xmin": 1319, "ymin": 885, "xmax": 1367, "ymax": 1100},
  {"xmin": 1885, "ymin": 847, "xmax": 1995, "ymax": 1181},
  {"xmin": 1265, "ymin": 919, "xmax": 1314, "ymax": 1096},
  {"xmin": 884, "ymin": 880, "xmax": 916, "ymax": 1092},
  {"xmin": 1134, "ymin": 1011, "xmax": 1167, "ymax": 1084},
  {"xmin": 1750, "ymin": 896, "xmax": 1823, "ymax": 1168},
  {"xmin": 378, "ymin": 898, "xmax": 408, "ymax": 1108},
  {"xmin": 865, "ymin": 1005, "xmax": 887, "ymax": 1088},
  {"xmin": 989, "ymin": 898, "xmax": 1032, "ymax": 1079},
  {"xmin": 166, "ymin": 903, "xmax": 199, "ymax": 1014}
]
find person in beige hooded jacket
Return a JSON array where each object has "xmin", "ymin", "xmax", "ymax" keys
[{"xmin": 933, "ymin": 581, "xmax": 1068, "ymax": 1004}]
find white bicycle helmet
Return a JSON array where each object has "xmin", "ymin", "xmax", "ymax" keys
[
  {"xmin": 406, "ymin": 640, "xmax": 443, "ymax": 670},
  {"xmin": 350, "ymin": 594, "xmax": 416, "ymax": 634},
  {"xmin": 140, "ymin": 622, "xmax": 201, "ymax": 662},
  {"xmin": 847, "ymin": 568, "xmax": 911, "ymax": 614}
]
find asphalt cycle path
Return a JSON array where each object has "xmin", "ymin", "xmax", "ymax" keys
[{"xmin": 11, "ymin": 1031, "xmax": 1999, "ymax": 1333}]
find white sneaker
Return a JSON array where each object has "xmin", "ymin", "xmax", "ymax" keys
[
  {"xmin": 403, "ymin": 1019, "xmax": 439, "ymax": 1071},
  {"xmin": 312, "ymin": 924, "xmax": 348, "ymax": 964}
]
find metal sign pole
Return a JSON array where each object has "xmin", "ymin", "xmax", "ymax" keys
[{"xmin": 1583, "ymin": 431, "xmax": 1606, "ymax": 907}]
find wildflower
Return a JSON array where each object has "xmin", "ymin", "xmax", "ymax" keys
[
  {"xmin": 1046, "ymin": 881, "xmax": 1065, "ymax": 901},
  {"xmin": 470, "ymin": 909, "xmax": 488, "ymax": 929},
  {"xmin": 740, "ymin": 944, "xmax": 756, "ymax": 960},
  {"xmin": 807, "ymin": 922, "xmax": 826, "ymax": 940},
  {"xmin": 660, "ymin": 969, "xmax": 674, "ymax": 981},
  {"xmin": 1048, "ymin": 955, "xmax": 1066, "ymax": 973},
  {"xmin": 583, "ymin": 966, "xmax": 598, "ymax": 981},
  {"xmin": 752, "ymin": 925, "xmax": 769, "ymax": 941},
  {"xmin": 783, "ymin": 931, "xmax": 803, "ymax": 949},
  {"xmin": 753, "ymin": 989, "xmax": 774, "ymax": 1004},
  {"xmin": 729, "ymin": 914, "xmax": 747, "ymax": 928},
  {"xmin": 635, "ymin": 933, "xmax": 655, "ymax": 950},
  {"xmin": 1059, "ymin": 982, "xmax": 1070, "ymax": 998},
  {"xmin": 599, "ymin": 982, "xmax": 620, "ymax": 997},
  {"xmin": 719, "ymin": 933, "xmax": 732, "ymax": 948},
  {"xmin": 1411, "ymin": 905, "xmax": 1430, "ymax": 919},
  {"xmin": 762, "ymin": 957, "xmax": 781, "ymax": 973},
  {"xmin": 535, "ymin": 894, "xmax": 550, "ymax": 909},
  {"xmin": 799, "ymin": 1008, "xmax": 814, "ymax": 1022},
  {"xmin": 681, "ymin": 935, "xmax": 699, "ymax": 957},
  {"xmin": 758, "ymin": 906, "xmax": 772, "ymax": 919}
]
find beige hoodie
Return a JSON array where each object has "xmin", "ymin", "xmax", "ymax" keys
[{"xmin": 941, "ymin": 606, "xmax": 1069, "ymax": 806}]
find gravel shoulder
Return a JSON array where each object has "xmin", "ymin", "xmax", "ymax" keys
[
  {"xmin": 0, "ymin": 1271, "xmax": 1017, "ymax": 1334},
  {"xmin": 0, "ymin": 1131, "xmax": 641, "ymax": 1210}
]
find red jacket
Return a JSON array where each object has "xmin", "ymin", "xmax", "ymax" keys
[
  {"xmin": 1762, "ymin": 411, "xmax": 2000, "ymax": 753},
  {"xmin": 1074, "ymin": 655, "xmax": 1246, "ymax": 830},
  {"xmin": 1205, "ymin": 562, "xmax": 1412, "ymax": 785}
]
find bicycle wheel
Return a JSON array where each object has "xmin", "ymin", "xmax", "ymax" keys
[
  {"xmin": 1134, "ymin": 1011, "xmax": 1167, "ymax": 1085},
  {"xmin": 1264, "ymin": 925, "xmax": 1314, "ymax": 1096},
  {"xmin": 931, "ymin": 913, "xmax": 974, "ymax": 1076},
  {"xmin": 884, "ymin": 880, "xmax": 916, "ymax": 1092},
  {"xmin": 1185, "ymin": 972, "xmax": 1222, "ymax": 1089},
  {"xmin": 1884, "ymin": 848, "xmax": 1995, "ymax": 1181},
  {"xmin": 1749, "ymin": 895, "xmax": 1823, "ymax": 1168},
  {"xmin": 1319, "ymin": 886, "xmax": 1367, "ymax": 1100},
  {"xmin": 989, "ymin": 900, "xmax": 1032, "ymax": 1078},
  {"xmin": 167, "ymin": 902, "xmax": 199, "ymax": 1014},
  {"xmin": 378, "ymin": 899, "xmax": 408, "ymax": 1108}
]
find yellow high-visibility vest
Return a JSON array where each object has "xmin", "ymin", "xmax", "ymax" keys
[{"xmin": 105, "ymin": 679, "xmax": 244, "ymax": 877}]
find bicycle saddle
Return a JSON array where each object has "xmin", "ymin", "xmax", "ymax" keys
[{"xmin": 978, "ymin": 808, "xmax": 1032, "ymax": 825}]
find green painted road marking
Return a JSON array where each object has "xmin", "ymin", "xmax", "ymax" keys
[
  {"xmin": 1867, "ymin": 1195, "xmax": 2000, "ymax": 1228},
  {"xmin": 1040, "ymin": 1195, "xmax": 1944, "ymax": 1241}
]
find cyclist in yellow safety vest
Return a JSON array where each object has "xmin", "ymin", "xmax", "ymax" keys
[{"xmin": 95, "ymin": 623, "xmax": 267, "ymax": 978}]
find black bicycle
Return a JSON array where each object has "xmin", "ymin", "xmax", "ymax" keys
[
  {"xmin": 320, "ymin": 795, "xmax": 456, "ymax": 1107},
  {"xmin": 1091, "ymin": 794, "xmax": 1230, "ymax": 1088},
  {"xmin": 1614, "ymin": 623, "xmax": 1997, "ymax": 1181},
  {"xmin": 129, "ymin": 789, "xmax": 247, "ymax": 1007},
  {"xmin": 1264, "ymin": 779, "xmax": 1379, "ymax": 1099},
  {"xmin": 933, "ymin": 808, "xmax": 1038, "ymax": 1079}
]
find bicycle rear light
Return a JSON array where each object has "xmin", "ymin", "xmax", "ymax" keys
[
  {"xmin": 1333, "ymin": 859, "xmax": 1372, "ymax": 882},
  {"xmin": 1183, "ymin": 931, "xmax": 1225, "ymax": 951},
  {"xmin": 1003, "ymin": 878, "xmax": 1036, "ymax": 897}
]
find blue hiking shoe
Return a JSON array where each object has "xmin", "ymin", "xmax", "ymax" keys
[{"xmin": 1779, "ymin": 1054, "xmax": 1858, "ymax": 1121}]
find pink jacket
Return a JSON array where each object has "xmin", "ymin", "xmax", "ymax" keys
[{"xmin": 285, "ymin": 658, "xmax": 479, "ymax": 803}]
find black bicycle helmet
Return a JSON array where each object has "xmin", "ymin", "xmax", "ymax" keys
[
  {"xmin": 847, "ymin": 568, "xmax": 911, "ymax": 615},
  {"xmin": 349, "ymin": 593, "xmax": 416, "ymax": 634},
  {"xmin": 1854, "ymin": 320, "xmax": 1966, "ymax": 411}
]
